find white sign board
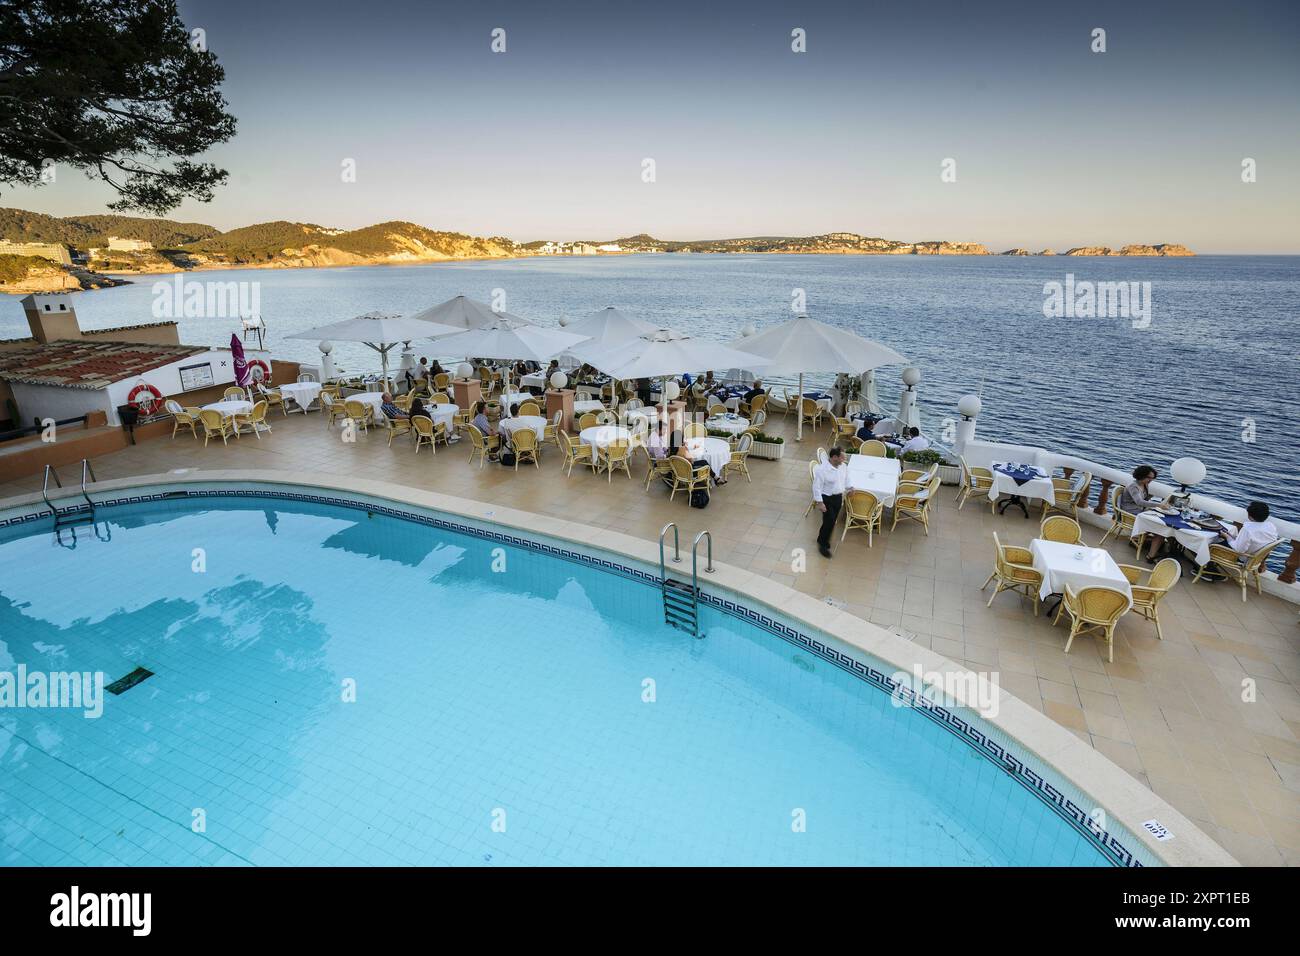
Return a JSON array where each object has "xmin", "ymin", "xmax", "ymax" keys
[{"xmin": 178, "ymin": 362, "xmax": 215, "ymax": 391}]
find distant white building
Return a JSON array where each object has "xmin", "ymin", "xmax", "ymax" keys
[
  {"xmin": 597, "ymin": 243, "xmax": 622, "ymax": 252},
  {"xmin": 105, "ymin": 236, "xmax": 153, "ymax": 252}
]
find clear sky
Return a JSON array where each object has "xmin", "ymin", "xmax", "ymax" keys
[{"xmin": 7, "ymin": 0, "xmax": 1299, "ymax": 251}]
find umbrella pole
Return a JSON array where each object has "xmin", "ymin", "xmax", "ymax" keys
[{"xmin": 797, "ymin": 372, "xmax": 804, "ymax": 441}]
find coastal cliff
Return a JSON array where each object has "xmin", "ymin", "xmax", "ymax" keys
[{"xmin": 0, "ymin": 207, "xmax": 1196, "ymax": 291}]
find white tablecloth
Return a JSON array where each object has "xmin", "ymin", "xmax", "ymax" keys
[
  {"xmin": 345, "ymin": 392, "xmax": 386, "ymax": 419},
  {"xmin": 705, "ymin": 414, "xmax": 749, "ymax": 435},
  {"xmin": 520, "ymin": 373, "xmax": 547, "ymax": 389},
  {"xmin": 575, "ymin": 384, "xmax": 608, "ymax": 399},
  {"xmin": 988, "ymin": 463, "xmax": 1055, "ymax": 505},
  {"xmin": 499, "ymin": 392, "xmax": 533, "ymax": 409},
  {"xmin": 417, "ymin": 402, "xmax": 458, "ymax": 430},
  {"xmin": 800, "ymin": 393, "xmax": 834, "ymax": 412},
  {"xmin": 683, "ymin": 436, "xmax": 731, "ymax": 477},
  {"xmin": 579, "ymin": 425, "xmax": 631, "ymax": 452},
  {"xmin": 846, "ymin": 455, "xmax": 902, "ymax": 507},
  {"xmin": 573, "ymin": 399, "xmax": 605, "ymax": 414},
  {"xmin": 1133, "ymin": 510, "xmax": 1221, "ymax": 566},
  {"xmin": 499, "ymin": 415, "xmax": 547, "ymax": 443},
  {"xmin": 277, "ymin": 381, "xmax": 321, "ymax": 411},
  {"xmin": 1030, "ymin": 539, "xmax": 1133, "ymax": 608},
  {"xmin": 202, "ymin": 399, "xmax": 252, "ymax": 418}
]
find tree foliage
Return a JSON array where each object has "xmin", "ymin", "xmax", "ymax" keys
[{"xmin": 0, "ymin": 0, "xmax": 237, "ymax": 213}]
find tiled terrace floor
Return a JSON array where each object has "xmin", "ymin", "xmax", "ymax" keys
[{"xmin": 3, "ymin": 407, "xmax": 1298, "ymax": 866}]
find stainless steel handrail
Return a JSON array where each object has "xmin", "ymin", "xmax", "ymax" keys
[
  {"xmin": 41, "ymin": 463, "xmax": 63, "ymax": 515},
  {"xmin": 79, "ymin": 458, "xmax": 97, "ymax": 510},
  {"xmin": 692, "ymin": 530, "xmax": 715, "ymax": 588},
  {"xmin": 659, "ymin": 522, "xmax": 681, "ymax": 576}
]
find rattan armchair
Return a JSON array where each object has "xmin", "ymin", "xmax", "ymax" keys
[
  {"xmin": 1098, "ymin": 484, "xmax": 1139, "ymax": 548},
  {"xmin": 859, "ymin": 439, "xmax": 887, "ymax": 458},
  {"xmin": 198, "ymin": 409, "xmax": 234, "ymax": 446},
  {"xmin": 722, "ymin": 432, "xmax": 753, "ymax": 483},
  {"xmin": 559, "ymin": 430, "xmax": 595, "ymax": 476},
  {"xmin": 1118, "ymin": 557, "xmax": 1181, "ymax": 638},
  {"xmin": 955, "ymin": 455, "xmax": 995, "ymax": 510},
  {"xmin": 166, "ymin": 400, "xmax": 199, "ymax": 439},
  {"xmin": 841, "ymin": 490, "xmax": 884, "ymax": 545},
  {"xmin": 1040, "ymin": 514, "xmax": 1083, "ymax": 544},
  {"xmin": 512, "ymin": 428, "xmax": 541, "ymax": 469},
  {"xmin": 1054, "ymin": 583, "xmax": 1130, "ymax": 662},
  {"xmin": 890, "ymin": 475, "xmax": 940, "ymax": 535},
  {"xmin": 1192, "ymin": 538, "xmax": 1282, "ymax": 603},
  {"xmin": 667, "ymin": 455, "xmax": 711, "ymax": 502},
  {"xmin": 981, "ymin": 531, "xmax": 1044, "ymax": 615}
]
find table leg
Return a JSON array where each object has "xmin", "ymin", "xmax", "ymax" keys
[{"xmin": 997, "ymin": 494, "xmax": 1029, "ymax": 517}]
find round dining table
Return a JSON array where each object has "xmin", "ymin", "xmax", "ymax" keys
[
  {"xmin": 499, "ymin": 415, "xmax": 547, "ymax": 443},
  {"xmin": 202, "ymin": 399, "xmax": 252, "ymax": 419},
  {"xmin": 704, "ymin": 414, "xmax": 749, "ymax": 435},
  {"xmin": 579, "ymin": 425, "xmax": 631, "ymax": 461},
  {"xmin": 683, "ymin": 436, "xmax": 731, "ymax": 477}
]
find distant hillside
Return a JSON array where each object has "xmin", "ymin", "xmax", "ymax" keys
[
  {"xmin": 0, "ymin": 208, "xmax": 219, "ymax": 248},
  {"xmin": 0, "ymin": 207, "xmax": 1195, "ymax": 290}
]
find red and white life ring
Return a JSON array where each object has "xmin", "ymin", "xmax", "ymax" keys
[
  {"xmin": 127, "ymin": 382, "xmax": 164, "ymax": 415},
  {"xmin": 247, "ymin": 359, "xmax": 272, "ymax": 384}
]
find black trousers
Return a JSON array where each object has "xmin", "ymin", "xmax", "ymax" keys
[{"xmin": 817, "ymin": 494, "xmax": 843, "ymax": 549}]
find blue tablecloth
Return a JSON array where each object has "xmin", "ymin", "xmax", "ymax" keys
[{"xmin": 995, "ymin": 464, "xmax": 1045, "ymax": 487}]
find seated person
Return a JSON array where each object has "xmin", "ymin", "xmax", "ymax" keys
[
  {"xmin": 379, "ymin": 392, "xmax": 406, "ymax": 420},
  {"xmin": 647, "ymin": 420, "xmax": 671, "ymax": 460},
  {"xmin": 471, "ymin": 401, "xmax": 501, "ymax": 457},
  {"xmin": 856, "ymin": 419, "xmax": 876, "ymax": 442},
  {"xmin": 408, "ymin": 397, "xmax": 428, "ymax": 420},
  {"xmin": 742, "ymin": 379, "xmax": 765, "ymax": 404},
  {"xmin": 1219, "ymin": 501, "xmax": 1279, "ymax": 556},
  {"xmin": 1123, "ymin": 465, "xmax": 1169, "ymax": 561},
  {"xmin": 636, "ymin": 377, "xmax": 653, "ymax": 405},
  {"xmin": 429, "ymin": 359, "xmax": 445, "ymax": 378},
  {"xmin": 899, "ymin": 427, "xmax": 930, "ymax": 454}
]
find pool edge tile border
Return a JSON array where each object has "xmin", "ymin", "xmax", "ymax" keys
[{"xmin": 0, "ymin": 470, "xmax": 1240, "ymax": 868}]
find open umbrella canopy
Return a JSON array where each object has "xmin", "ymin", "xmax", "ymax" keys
[
  {"xmin": 728, "ymin": 314, "xmax": 906, "ymax": 376},
  {"xmin": 562, "ymin": 307, "xmax": 658, "ymax": 350},
  {"xmin": 284, "ymin": 311, "xmax": 462, "ymax": 344},
  {"xmin": 408, "ymin": 295, "xmax": 531, "ymax": 331},
  {"xmin": 430, "ymin": 316, "xmax": 589, "ymax": 364},
  {"xmin": 576, "ymin": 327, "xmax": 769, "ymax": 380}
]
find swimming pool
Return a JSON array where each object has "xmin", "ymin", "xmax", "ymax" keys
[{"xmin": 0, "ymin": 486, "xmax": 1158, "ymax": 866}]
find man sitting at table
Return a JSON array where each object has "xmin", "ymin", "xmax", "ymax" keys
[
  {"xmin": 856, "ymin": 419, "xmax": 877, "ymax": 443},
  {"xmin": 742, "ymin": 379, "xmax": 765, "ymax": 404},
  {"xmin": 471, "ymin": 401, "xmax": 501, "ymax": 460},
  {"xmin": 380, "ymin": 392, "xmax": 406, "ymax": 420},
  {"xmin": 900, "ymin": 427, "xmax": 930, "ymax": 454},
  {"xmin": 1219, "ymin": 501, "xmax": 1279, "ymax": 556}
]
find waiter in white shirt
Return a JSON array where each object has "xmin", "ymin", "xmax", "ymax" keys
[{"xmin": 812, "ymin": 446, "xmax": 853, "ymax": 558}]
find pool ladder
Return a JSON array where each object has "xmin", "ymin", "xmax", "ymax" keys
[
  {"xmin": 659, "ymin": 523, "xmax": 714, "ymax": 638},
  {"xmin": 42, "ymin": 459, "xmax": 108, "ymax": 548}
]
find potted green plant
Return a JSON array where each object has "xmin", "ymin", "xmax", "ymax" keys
[
  {"xmin": 749, "ymin": 431, "xmax": 785, "ymax": 460},
  {"xmin": 900, "ymin": 448, "xmax": 961, "ymax": 484}
]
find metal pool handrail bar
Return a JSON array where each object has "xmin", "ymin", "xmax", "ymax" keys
[
  {"xmin": 80, "ymin": 458, "xmax": 98, "ymax": 512},
  {"xmin": 693, "ymin": 529, "xmax": 715, "ymax": 582},
  {"xmin": 659, "ymin": 522, "xmax": 681, "ymax": 572},
  {"xmin": 41, "ymin": 463, "xmax": 62, "ymax": 516}
]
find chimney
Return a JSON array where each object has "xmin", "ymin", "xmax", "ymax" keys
[{"xmin": 19, "ymin": 292, "xmax": 82, "ymax": 343}]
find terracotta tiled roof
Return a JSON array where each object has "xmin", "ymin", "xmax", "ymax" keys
[{"xmin": 0, "ymin": 339, "xmax": 206, "ymax": 390}]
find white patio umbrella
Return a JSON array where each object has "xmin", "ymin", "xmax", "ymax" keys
[
  {"xmin": 408, "ymin": 295, "xmax": 532, "ymax": 331},
  {"xmin": 731, "ymin": 314, "xmax": 907, "ymax": 440},
  {"xmin": 285, "ymin": 311, "xmax": 462, "ymax": 382},
  {"xmin": 562, "ymin": 307, "xmax": 658, "ymax": 351},
  {"xmin": 428, "ymin": 317, "xmax": 589, "ymax": 415},
  {"xmin": 576, "ymin": 327, "xmax": 770, "ymax": 429}
]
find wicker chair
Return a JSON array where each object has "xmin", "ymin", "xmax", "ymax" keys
[
  {"xmin": 644, "ymin": 452, "xmax": 675, "ymax": 490},
  {"xmin": 518, "ymin": 401, "xmax": 541, "ymax": 417},
  {"xmin": 682, "ymin": 421, "xmax": 707, "ymax": 440},
  {"xmin": 1042, "ymin": 477, "xmax": 1080, "ymax": 518},
  {"xmin": 891, "ymin": 475, "xmax": 940, "ymax": 535},
  {"xmin": 840, "ymin": 490, "xmax": 884, "ymax": 545},
  {"xmin": 1192, "ymin": 538, "xmax": 1282, "ymax": 603},
  {"xmin": 430, "ymin": 392, "xmax": 450, "ymax": 406},
  {"xmin": 955, "ymin": 455, "xmax": 995, "ymax": 510},
  {"xmin": 166, "ymin": 400, "xmax": 199, "ymax": 439},
  {"xmin": 511, "ymin": 428, "xmax": 541, "ymax": 469},
  {"xmin": 559, "ymin": 430, "xmax": 595, "ymax": 477},
  {"xmin": 577, "ymin": 412, "xmax": 599, "ymax": 431},
  {"xmin": 257, "ymin": 383, "xmax": 289, "ymax": 416},
  {"xmin": 321, "ymin": 393, "xmax": 349, "ymax": 427},
  {"xmin": 198, "ymin": 409, "xmax": 234, "ymax": 446},
  {"xmin": 899, "ymin": 463, "xmax": 938, "ymax": 485},
  {"xmin": 1118, "ymin": 558, "xmax": 1181, "ymax": 638},
  {"xmin": 343, "ymin": 399, "xmax": 371, "ymax": 433},
  {"xmin": 799, "ymin": 397, "xmax": 824, "ymax": 430},
  {"xmin": 859, "ymin": 439, "xmax": 888, "ymax": 458},
  {"xmin": 234, "ymin": 400, "xmax": 271, "ymax": 438},
  {"xmin": 667, "ymin": 455, "xmax": 711, "ymax": 502},
  {"xmin": 386, "ymin": 413, "xmax": 413, "ymax": 446},
  {"xmin": 411, "ymin": 415, "xmax": 437, "ymax": 453},
  {"xmin": 1053, "ymin": 584, "xmax": 1130, "ymax": 662},
  {"xmin": 223, "ymin": 386, "xmax": 247, "ymax": 401},
  {"xmin": 1098, "ymin": 484, "xmax": 1139, "ymax": 548},
  {"xmin": 722, "ymin": 432, "xmax": 753, "ymax": 483},
  {"xmin": 465, "ymin": 423, "xmax": 498, "ymax": 467},
  {"xmin": 981, "ymin": 531, "xmax": 1044, "ymax": 615},
  {"xmin": 802, "ymin": 459, "xmax": 820, "ymax": 518},
  {"xmin": 603, "ymin": 439, "xmax": 632, "ymax": 481},
  {"xmin": 1040, "ymin": 514, "xmax": 1083, "ymax": 544},
  {"xmin": 543, "ymin": 410, "xmax": 563, "ymax": 447}
]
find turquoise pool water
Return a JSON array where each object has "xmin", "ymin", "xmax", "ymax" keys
[{"xmin": 0, "ymin": 492, "xmax": 1135, "ymax": 866}]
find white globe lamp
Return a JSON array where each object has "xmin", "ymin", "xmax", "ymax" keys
[
  {"xmin": 1170, "ymin": 456, "xmax": 1206, "ymax": 489},
  {"xmin": 457, "ymin": 362, "xmax": 473, "ymax": 379},
  {"xmin": 319, "ymin": 340, "xmax": 333, "ymax": 354},
  {"xmin": 741, "ymin": 323, "xmax": 756, "ymax": 337},
  {"xmin": 664, "ymin": 380, "xmax": 681, "ymax": 401},
  {"xmin": 550, "ymin": 371, "xmax": 568, "ymax": 390},
  {"xmin": 559, "ymin": 316, "xmax": 570, "ymax": 327},
  {"xmin": 957, "ymin": 394, "xmax": 982, "ymax": 420},
  {"xmin": 901, "ymin": 367, "xmax": 921, "ymax": 390}
]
